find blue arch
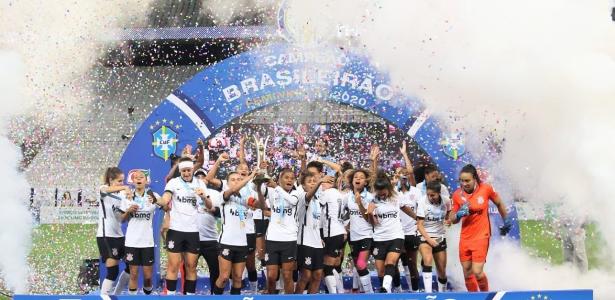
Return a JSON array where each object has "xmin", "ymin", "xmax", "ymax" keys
[{"xmin": 113, "ymin": 42, "xmax": 519, "ymax": 287}]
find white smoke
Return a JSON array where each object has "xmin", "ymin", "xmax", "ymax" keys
[
  {"xmin": 0, "ymin": 52, "xmax": 33, "ymax": 294},
  {"xmin": 0, "ymin": 0, "xmax": 153, "ymax": 294},
  {"xmin": 284, "ymin": 0, "xmax": 615, "ymax": 298}
]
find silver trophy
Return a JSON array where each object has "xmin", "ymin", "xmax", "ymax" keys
[{"xmin": 252, "ymin": 134, "xmax": 271, "ymax": 186}]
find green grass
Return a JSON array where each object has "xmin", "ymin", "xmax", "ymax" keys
[
  {"xmin": 28, "ymin": 224, "xmax": 98, "ymax": 294},
  {"xmin": 22, "ymin": 220, "xmax": 609, "ymax": 295},
  {"xmin": 519, "ymin": 220, "xmax": 609, "ymax": 269}
]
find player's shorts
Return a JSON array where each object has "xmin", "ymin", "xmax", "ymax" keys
[
  {"xmin": 254, "ymin": 219, "xmax": 269, "ymax": 237},
  {"xmin": 265, "ymin": 240, "xmax": 297, "ymax": 265},
  {"xmin": 125, "ymin": 247, "xmax": 155, "ymax": 266},
  {"xmin": 97, "ymin": 237, "xmax": 125, "ymax": 261},
  {"xmin": 166, "ymin": 229, "xmax": 199, "ymax": 254},
  {"xmin": 297, "ymin": 245, "xmax": 324, "ymax": 271},
  {"xmin": 372, "ymin": 239, "xmax": 404, "ymax": 260},
  {"xmin": 246, "ymin": 233, "xmax": 257, "ymax": 253},
  {"xmin": 349, "ymin": 238, "xmax": 373, "ymax": 260},
  {"xmin": 459, "ymin": 238, "xmax": 489, "ymax": 263},
  {"xmin": 421, "ymin": 237, "xmax": 448, "ymax": 253},
  {"xmin": 323, "ymin": 234, "xmax": 345, "ymax": 257},
  {"xmin": 199, "ymin": 240, "xmax": 218, "ymax": 258},
  {"xmin": 404, "ymin": 235, "xmax": 421, "ymax": 252},
  {"xmin": 218, "ymin": 244, "xmax": 249, "ymax": 263}
]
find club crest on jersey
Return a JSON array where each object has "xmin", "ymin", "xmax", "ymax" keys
[
  {"xmin": 112, "ymin": 248, "xmax": 118, "ymax": 256},
  {"xmin": 439, "ymin": 132, "xmax": 466, "ymax": 160},
  {"xmin": 305, "ymin": 256, "xmax": 312, "ymax": 266},
  {"xmin": 477, "ymin": 196, "xmax": 485, "ymax": 204},
  {"xmin": 152, "ymin": 124, "xmax": 178, "ymax": 161},
  {"xmin": 222, "ymin": 249, "xmax": 230, "ymax": 256},
  {"xmin": 168, "ymin": 241, "xmax": 175, "ymax": 249},
  {"xmin": 126, "ymin": 253, "xmax": 133, "ymax": 261}
]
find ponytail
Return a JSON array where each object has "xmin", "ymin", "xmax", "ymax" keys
[
  {"xmin": 460, "ymin": 164, "xmax": 481, "ymax": 184},
  {"xmin": 103, "ymin": 167, "xmax": 123, "ymax": 185}
]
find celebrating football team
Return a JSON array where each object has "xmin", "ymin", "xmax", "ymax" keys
[{"xmin": 96, "ymin": 135, "xmax": 513, "ymax": 295}]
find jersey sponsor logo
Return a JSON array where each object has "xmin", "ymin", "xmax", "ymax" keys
[
  {"xmin": 152, "ymin": 124, "xmax": 178, "ymax": 161},
  {"xmin": 132, "ymin": 212, "xmax": 152, "ymax": 220},
  {"xmin": 229, "ymin": 208, "xmax": 247, "ymax": 217},
  {"xmin": 376, "ymin": 211, "xmax": 398, "ymax": 219},
  {"xmin": 112, "ymin": 205, "xmax": 123, "ymax": 214},
  {"xmin": 271, "ymin": 205, "xmax": 294, "ymax": 216},
  {"xmin": 305, "ymin": 256, "xmax": 312, "ymax": 266},
  {"xmin": 349, "ymin": 209, "xmax": 362, "ymax": 216},
  {"xmin": 126, "ymin": 253, "xmax": 133, "ymax": 261},
  {"xmin": 177, "ymin": 196, "xmax": 197, "ymax": 207}
]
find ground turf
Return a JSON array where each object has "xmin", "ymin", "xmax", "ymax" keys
[{"xmin": 20, "ymin": 221, "xmax": 608, "ymax": 295}]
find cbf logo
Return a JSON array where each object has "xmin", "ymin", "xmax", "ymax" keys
[
  {"xmin": 151, "ymin": 120, "xmax": 179, "ymax": 161},
  {"xmin": 440, "ymin": 132, "xmax": 466, "ymax": 160}
]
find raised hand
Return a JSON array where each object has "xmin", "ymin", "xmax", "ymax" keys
[
  {"xmin": 217, "ymin": 152, "xmax": 230, "ymax": 162},
  {"xmin": 400, "ymin": 140, "xmax": 407, "ymax": 155},
  {"xmin": 370, "ymin": 145, "xmax": 381, "ymax": 161}
]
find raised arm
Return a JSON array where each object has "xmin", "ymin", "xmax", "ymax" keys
[
  {"xmin": 239, "ymin": 135, "xmax": 248, "ymax": 166},
  {"xmin": 223, "ymin": 171, "xmax": 256, "ymax": 200},
  {"xmin": 318, "ymin": 158, "xmax": 342, "ymax": 175},
  {"xmin": 193, "ymin": 139, "xmax": 205, "ymax": 171},
  {"xmin": 306, "ymin": 176, "xmax": 332, "ymax": 202},
  {"xmin": 165, "ymin": 162, "xmax": 178, "ymax": 183},
  {"xmin": 399, "ymin": 140, "xmax": 417, "ymax": 186},
  {"xmin": 205, "ymin": 152, "xmax": 229, "ymax": 189},
  {"xmin": 369, "ymin": 145, "xmax": 380, "ymax": 183},
  {"xmin": 297, "ymin": 144, "xmax": 307, "ymax": 172}
]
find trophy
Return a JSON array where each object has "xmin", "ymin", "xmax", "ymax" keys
[{"xmin": 252, "ymin": 134, "xmax": 271, "ymax": 187}]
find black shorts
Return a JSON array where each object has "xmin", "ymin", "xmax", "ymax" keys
[
  {"xmin": 323, "ymin": 234, "xmax": 345, "ymax": 258},
  {"xmin": 421, "ymin": 238, "xmax": 447, "ymax": 253},
  {"xmin": 218, "ymin": 244, "xmax": 249, "ymax": 263},
  {"xmin": 349, "ymin": 238, "xmax": 373, "ymax": 260},
  {"xmin": 246, "ymin": 233, "xmax": 256, "ymax": 253},
  {"xmin": 199, "ymin": 240, "xmax": 218, "ymax": 257},
  {"xmin": 254, "ymin": 219, "xmax": 269, "ymax": 237},
  {"xmin": 166, "ymin": 229, "xmax": 199, "ymax": 254},
  {"xmin": 125, "ymin": 247, "xmax": 155, "ymax": 266},
  {"xmin": 297, "ymin": 245, "xmax": 324, "ymax": 271},
  {"xmin": 372, "ymin": 239, "xmax": 404, "ymax": 260},
  {"xmin": 97, "ymin": 237, "xmax": 125, "ymax": 261},
  {"xmin": 265, "ymin": 240, "xmax": 297, "ymax": 265},
  {"xmin": 404, "ymin": 235, "xmax": 421, "ymax": 252}
]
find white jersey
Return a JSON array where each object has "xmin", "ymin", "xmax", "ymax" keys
[
  {"xmin": 97, "ymin": 185, "xmax": 126, "ymax": 238},
  {"xmin": 398, "ymin": 187, "xmax": 421, "ymax": 236},
  {"xmin": 319, "ymin": 188, "xmax": 346, "ymax": 237},
  {"xmin": 221, "ymin": 180, "xmax": 257, "ymax": 234},
  {"xmin": 372, "ymin": 196, "xmax": 405, "ymax": 242},
  {"xmin": 345, "ymin": 190, "xmax": 374, "ymax": 241},
  {"xmin": 296, "ymin": 189, "xmax": 323, "ymax": 248},
  {"xmin": 121, "ymin": 190, "xmax": 160, "ymax": 248},
  {"xmin": 416, "ymin": 181, "xmax": 450, "ymax": 199},
  {"xmin": 213, "ymin": 192, "xmax": 251, "ymax": 246},
  {"xmin": 416, "ymin": 195, "xmax": 451, "ymax": 239},
  {"xmin": 265, "ymin": 186, "xmax": 299, "ymax": 242},
  {"xmin": 198, "ymin": 188, "xmax": 221, "ymax": 242},
  {"xmin": 164, "ymin": 177, "xmax": 208, "ymax": 233}
]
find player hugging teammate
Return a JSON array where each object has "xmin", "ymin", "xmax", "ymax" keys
[{"xmin": 96, "ymin": 136, "xmax": 511, "ymax": 295}]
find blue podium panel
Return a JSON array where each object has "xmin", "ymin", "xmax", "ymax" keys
[{"xmin": 15, "ymin": 290, "xmax": 593, "ymax": 300}]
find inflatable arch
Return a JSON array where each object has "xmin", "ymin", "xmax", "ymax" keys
[{"xmin": 113, "ymin": 42, "xmax": 520, "ymax": 286}]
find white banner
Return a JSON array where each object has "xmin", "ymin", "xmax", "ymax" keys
[{"xmin": 40, "ymin": 206, "xmax": 98, "ymax": 224}]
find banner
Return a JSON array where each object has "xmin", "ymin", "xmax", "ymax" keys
[{"xmin": 39, "ymin": 206, "xmax": 98, "ymax": 224}]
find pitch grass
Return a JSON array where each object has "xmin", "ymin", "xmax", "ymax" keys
[{"xmin": 23, "ymin": 221, "xmax": 607, "ymax": 295}]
